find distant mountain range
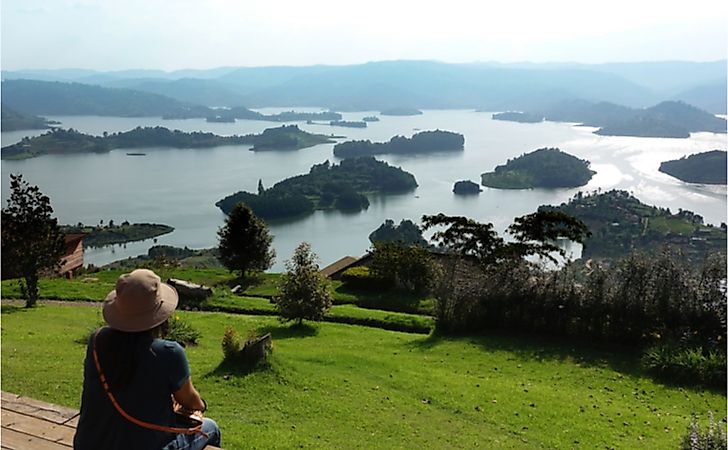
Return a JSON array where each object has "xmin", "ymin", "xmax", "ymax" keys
[{"xmin": 3, "ymin": 60, "xmax": 725, "ymax": 113}]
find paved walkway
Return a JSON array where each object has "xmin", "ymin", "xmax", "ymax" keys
[{"xmin": 0, "ymin": 391, "xmax": 221, "ymax": 449}]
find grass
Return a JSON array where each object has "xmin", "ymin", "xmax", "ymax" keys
[
  {"xmin": 2, "ymin": 304, "xmax": 725, "ymax": 449},
  {"xmin": 1, "ymin": 268, "xmax": 436, "ymax": 333}
]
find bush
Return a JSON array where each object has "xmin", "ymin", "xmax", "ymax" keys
[
  {"xmin": 642, "ymin": 344, "xmax": 726, "ymax": 389},
  {"xmin": 221, "ymin": 327, "xmax": 271, "ymax": 366},
  {"xmin": 340, "ymin": 266, "xmax": 377, "ymax": 289},
  {"xmin": 167, "ymin": 315, "xmax": 201, "ymax": 346},
  {"xmin": 370, "ymin": 242, "xmax": 440, "ymax": 294},
  {"xmin": 275, "ymin": 242, "xmax": 332, "ymax": 325},
  {"xmin": 680, "ymin": 411, "xmax": 727, "ymax": 450}
]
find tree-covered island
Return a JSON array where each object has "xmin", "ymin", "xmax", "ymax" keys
[
  {"xmin": 658, "ymin": 150, "xmax": 727, "ymax": 184},
  {"xmin": 543, "ymin": 190, "xmax": 726, "ymax": 262},
  {"xmin": 216, "ymin": 157, "xmax": 418, "ymax": 220},
  {"xmin": 1, "ymin": 125, "xmax": 335, "ymax": 159},
  {"xmin": 362, "ymin": 116, "xmax": 380, "ymax": 122},
  {"xmin": 491, "ymin": 112, "xmax": 544, "ymax": 123},
  {"xmin": 481, "ymin": 147, "xmax": 595, "ymax": 189},
  {"xmin": 453, "ymin": 180, "xmax": 482, "ymax": 194},
  {"xmin": 333, "ymin": 130, "xmax": 464, "ymax": 158},
  {"xmin": 61, "ymin": 222, "xmax": 174, "ymax": 248},
  {"xmin": 329, "ymin": 120, "xmax": 367, "ymax": 128}
]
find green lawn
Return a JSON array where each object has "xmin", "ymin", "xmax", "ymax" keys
[
  {"xmin": 2, "ymin": 304, "xmax": 724, "ymax": 449},
  {"xmin": 1, "ymin": 269, "xmax": 435, "ymax": 333}
]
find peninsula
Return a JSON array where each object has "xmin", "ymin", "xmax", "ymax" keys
[
  {"xmin": 216, "ymin": 157, "xmax": 418, "ymax": 220},
  {"xmin": 481, "ymin": 147, "xmax": 595, "ymax": 189},
  {"xmin": 1, "ymin": 125, "xmax": 335, "ymax": 159},
  {"xmin": 1, "ymin": 105, "xmax": 58, "ymax": 132},
  {"xmin": 333, "ymin": 130, "xmax": 464, "ymax": 158},
  {"xmin": 659, "ymin": 150, "xmax": 727, "ymax": 184},
  {"xmin": 544, "ymin": 190, "xmax": 726, "ymax": 262},
  {"xmin": 380, "ymin": 108, "xmax": 423, "ymax": 116},
  {"xmin": 61, "ymin": 222, "xmax": 174, "ymax": 248},
  {"xmin": 491, "ymin": 112, "xmax": 543, "ymax": 123}
]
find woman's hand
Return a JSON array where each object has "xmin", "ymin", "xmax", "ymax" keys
[{"xmin": 173, "ymin": 378, "xmax": 205, "ymax": 412}]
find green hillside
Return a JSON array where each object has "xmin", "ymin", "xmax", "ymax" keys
[{"xmin": 2, "ymin": 304, "xmax": 723, "ymax": 449}]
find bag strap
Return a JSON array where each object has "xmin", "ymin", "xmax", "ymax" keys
[{"xmin": 92, "ymin": 329, "xmax": 207, "ymax": 437}]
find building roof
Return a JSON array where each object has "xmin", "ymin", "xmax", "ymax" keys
[{"xmin": 320, "ymin": 256, "xmax": 359, "ymax": 278}]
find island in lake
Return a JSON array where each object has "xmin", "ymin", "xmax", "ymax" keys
[
  {"xmin": 362, "ymin": 116, "xmax": 380, "ymax": 122},
  {"xmin": 1, "ymin": 125, "xmax": 335, "ymax": 159},
  {"xmin": 333, "ymin": 130, "xmax": 464, "ymax": 158},
  {"xmin": 330, "ymin": 120, "xmax": 367, "ymax": 128},
  {"xmin": 481, "ymin": 147, "xmax": 595, "ymax": 189},
  {"xmin": 453, "ymin": 180, "xmax": 482, "ymax": 195},
  {"xmin": 491, "ymin": 112, "xmax": 543, "ymax": 123},
  {"xmin": 216, "ymin": 157, "xmax": 418, "ymax": 220},
  {"xmin": 543, "ymin": 190, "xmax": 726, "ymax": 262},
  {"xmin": 61, "ymin": 222, "xmax": 174, "ymax": 248},
  {"xmin": 380, "ymin": 108, "xmax": 423, "ymax": 116},
  {"xmin": 659, "ymin": 150, "xmax": 727, "ymax": 184}
]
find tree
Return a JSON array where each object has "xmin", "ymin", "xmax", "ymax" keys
[
  {"xmin": 275, "ymin": 242, "xmax": 332, "ymax": 325},
  {"xmin": 1, "ymin": 174, "xmax": 66, "ymax": 307},
  {"xmin": 217, "ymin": 203, "xmax": 275, "ymax": 277},
  {"xmin": 369, "ymin": 241, "xmax": 439, "ymax": 294}
]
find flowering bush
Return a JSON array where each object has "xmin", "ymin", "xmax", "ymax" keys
[{"xmin": 680, "ymin": 411, "xmax": 727, "ymax": 450}]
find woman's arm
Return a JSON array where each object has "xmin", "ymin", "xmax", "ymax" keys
[{"xmin": 173, "ymin": 378, "xmax": 205, "ymax": 412}]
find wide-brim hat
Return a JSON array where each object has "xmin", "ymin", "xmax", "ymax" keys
[{"xmin": 103, "ymin": 269, "xmax": 178, "ymax": 332}]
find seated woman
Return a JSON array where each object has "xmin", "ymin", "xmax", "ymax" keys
[{"xmin": 73, "ymin": 269, "xmax": 221, "ymax": 450}]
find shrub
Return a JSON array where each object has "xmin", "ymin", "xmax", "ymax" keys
[
  {"xmin": 222, "ymin": 327, "xmax": 242, "ymax": 361},
  {"xmin": 642, "ymin": 344, "xmax": 726, "ymax": 389},
  {"xmin": 370, "ymin": 242, "xmax": 440, "ymax": 294},
  {"xmin": 680, "ymin": 411, "xmax": 727, "ymax": 450},
  {"xmin": 275, "ymin": 242, "xmax": 332, "ymax": 325},
  {"xmin": 167, "ymin": 315, "xmax": 201, "ymax": 346},
  {"xmin": 340, "ymin": 266, "xmax": 377, "ymax": 289},
  {"xmin": 221, "ymin": 327, "xmax": 271, "ymax": 366}
]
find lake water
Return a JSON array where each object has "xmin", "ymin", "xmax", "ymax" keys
[{"xmin": 2, "ymin": 109, "xmax": 726, "ymax": 271}]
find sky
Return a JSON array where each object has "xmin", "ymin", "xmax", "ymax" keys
[{"xmin": 1, "ymin": 0, "xmax": 726, "ymax": 71}]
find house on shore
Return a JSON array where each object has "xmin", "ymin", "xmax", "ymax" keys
[{"xmin": 320, "ymin": 254, "xmax": 372, "ymax": 280}]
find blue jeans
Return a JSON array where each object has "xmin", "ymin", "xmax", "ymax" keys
[{"xmin": 162, "ymin": 418, "xmax": 221, "ymax": 450}]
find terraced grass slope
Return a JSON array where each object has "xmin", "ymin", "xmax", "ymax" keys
[{"xmin": 1, "ymin": 305, "xmax": 724, "ymax": 449}]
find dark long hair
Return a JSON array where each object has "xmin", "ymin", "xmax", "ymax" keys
[{"xmin": 95, "ymin": 320, "xmax": 169, "ymax": 391}]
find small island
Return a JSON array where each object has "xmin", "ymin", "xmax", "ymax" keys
[
  {"xmin": 659, "ymin": 150, "xmax": 727, "ymax": 184},
  {"xmin": 544, "ymin": 190, "xmax": 726, "ymax": 262},
  {"xmin": 380, "ymin": 108, "xmax": 423, "ymax": 116},
  {"xmin": 330, "ymin": 120, "xmax": 367, "ymax": 128},
  {"xmin": 216, "ymin": 157, "xmax": 418, "ymax": 220},
  {"xmin": 362, "ymin": 116, "xmax": 380, "ymax": 122},
  {"xmin": 61, "ymin": 222, "xmax": 174, "ymax": 248},
  {"xmin": 453, "ymin": 180, "xmax": 482, "ymax": 195},
  {"xmin": 333, "ymin": 130, "xmax": 464, "ymax": 158},
  {"xmin": 245, "ymin": 125, "xmax": 336, "ymax": 151},
  {"xmin": 481, "ymin": 147, "xmax": 595, "ymax": 189},
  {"xmin": 492, "ymin": 112, "xmax": 543, "ymax": 123},
  {"xmin": 1, "ymin": 125, "xmax": 335, "ymax": 159}
]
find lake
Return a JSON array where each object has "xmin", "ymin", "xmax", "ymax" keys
[{"xmin": 2, "ymin": 109, "xmax": 726, "ymax": 270}]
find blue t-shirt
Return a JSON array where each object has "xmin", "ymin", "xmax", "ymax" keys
[{"xmin": 73, "ymin": 328, "xmax": 190, "ymax": 450}]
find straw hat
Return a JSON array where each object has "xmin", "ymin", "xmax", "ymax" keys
[{"xmin": 103, "ymin": 269, "xmax": 179, "ymax": 332}]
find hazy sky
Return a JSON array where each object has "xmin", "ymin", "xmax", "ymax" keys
[{"xmin": 1, "ymin": 0, "xmax": 726, "ymax": 70}]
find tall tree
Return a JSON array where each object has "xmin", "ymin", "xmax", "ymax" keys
[
  {"xmin": 275, "ymin": 242, "xmax": 332, "ymax": 325},
  {"xmin": 217, "ymin": 203, "xmax": 275, "ymax": 278},
  {"xmin": 1, "ymin": 174, "xmax": 66, "ymax": 307}
]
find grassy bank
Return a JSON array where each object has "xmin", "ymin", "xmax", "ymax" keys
[
  {"xmin": 2, "ymin": 304, "xmax": 724, "ymax": 449},
  {"xmin": 0, "ymin": 269, "xmax": 434, "ymax": 333}
]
